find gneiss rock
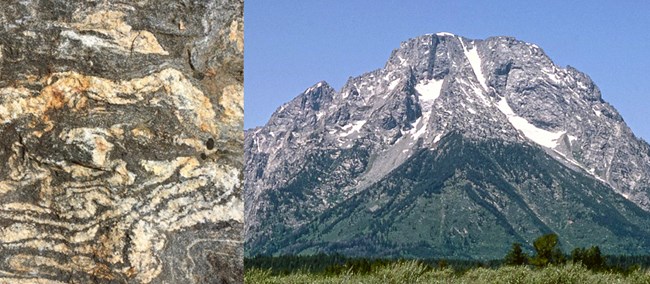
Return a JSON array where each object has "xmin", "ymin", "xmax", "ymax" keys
[
  {"xmin": 0, "ymin": 1, "xmax": 243, "ymax": 283},
  {"xmin": 245, "ymin": 33, "xmax": 650, "ymax": 259}
]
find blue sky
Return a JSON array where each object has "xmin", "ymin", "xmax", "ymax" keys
[{"xmin": 244, "ymin": 0, "xmax": 650, "ymax": 141}]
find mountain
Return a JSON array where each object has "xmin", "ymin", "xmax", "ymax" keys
[{"xmin": 244, "ymin": 32, "xmax": 650, "ymax": 259}]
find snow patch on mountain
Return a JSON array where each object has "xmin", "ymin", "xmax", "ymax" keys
[
  {"xmin": 568, "ymin": 135, "xmax": 578, "ymax": 143},
  {"xmin": 412, "ymin": 118, "xmax": 428, "ymax": 140},
  {"xmin": 407, "ymin": 113, "xmax": 429, "ymax": 141},
  {"xmin": 436, "ymin": 32, "xmax": 455, "ymax": 37},
  {"xmin": 340, "ymin": 120, "xmax": 367, "ymax": 137},
  {"xmin": 409, "ymin": 78, "xmax": 445, "ymax": 141},
  {"xmin": 415, "ymin": 78, "xmax": 444, "ymax": 103},
  {"xmin": 388, "ymin": 78, "xmax": 401, "ymax": 91},
  {"xmin": 461, "ymin": 39, "xmax": 489, "ymax": 91},
  {"xmin": 496, "ymin": 98, "xmax": 565, "ymax": 148}
]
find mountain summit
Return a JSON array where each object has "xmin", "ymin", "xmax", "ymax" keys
[{"xmin": 245, "ymin": 33, "xmax": 650, "ymax": 259}]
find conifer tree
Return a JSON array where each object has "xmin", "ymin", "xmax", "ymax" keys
[{"xmin": 504, "ymin": 243, "xmax": 528, "ymax": 265}]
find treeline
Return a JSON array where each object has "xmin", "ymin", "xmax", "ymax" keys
[
  {"xmin": 245, "ymin": 234, "xmax": 650, "ymax": 276},
  {"xmin": 503, "ymin": 233, "xmax": 650, "ymax": 274}
]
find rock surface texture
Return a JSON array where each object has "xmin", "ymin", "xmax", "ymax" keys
[
  {"xmin": 245, "ymin": 33, "xmax": 650, "ymax": 259},
  {"xmin": 0, "ymin": 1, "xmax": 243, "ymax": 283}
]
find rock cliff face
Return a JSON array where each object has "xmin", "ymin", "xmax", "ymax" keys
[
  {"xmin": 0, "ymin": 1, "xmax": 243, "ymax": 283},
  {"xmin": 245, "ymin": 33, "xmax": 650, "ymax": 259}
]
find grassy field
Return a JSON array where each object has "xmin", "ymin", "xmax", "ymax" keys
[{"xmin": 245, "ymin": 261, "xmax": 650, "ymax": 284}]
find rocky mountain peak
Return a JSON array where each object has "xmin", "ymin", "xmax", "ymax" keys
[{"xmin": 302, "ymin": 81, "xmax": 336, "ymax": 110}]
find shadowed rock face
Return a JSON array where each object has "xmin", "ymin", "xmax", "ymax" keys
[{"xmin": 0, "ymin": 0, "xmax": 243, "ymax": 283}]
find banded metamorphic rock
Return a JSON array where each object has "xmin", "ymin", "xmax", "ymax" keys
[
  {"xmin": 0, "ymin": 1, "xmax": 243, "ymax": 283},
  {"xmin": 245, "ymin": 33, "xmax": 650, "ymax": 259}
]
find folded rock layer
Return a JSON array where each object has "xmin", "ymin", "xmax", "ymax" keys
[{"xmin": 0, "ymin": 1, "xmax": 243, "ymax": 283}]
